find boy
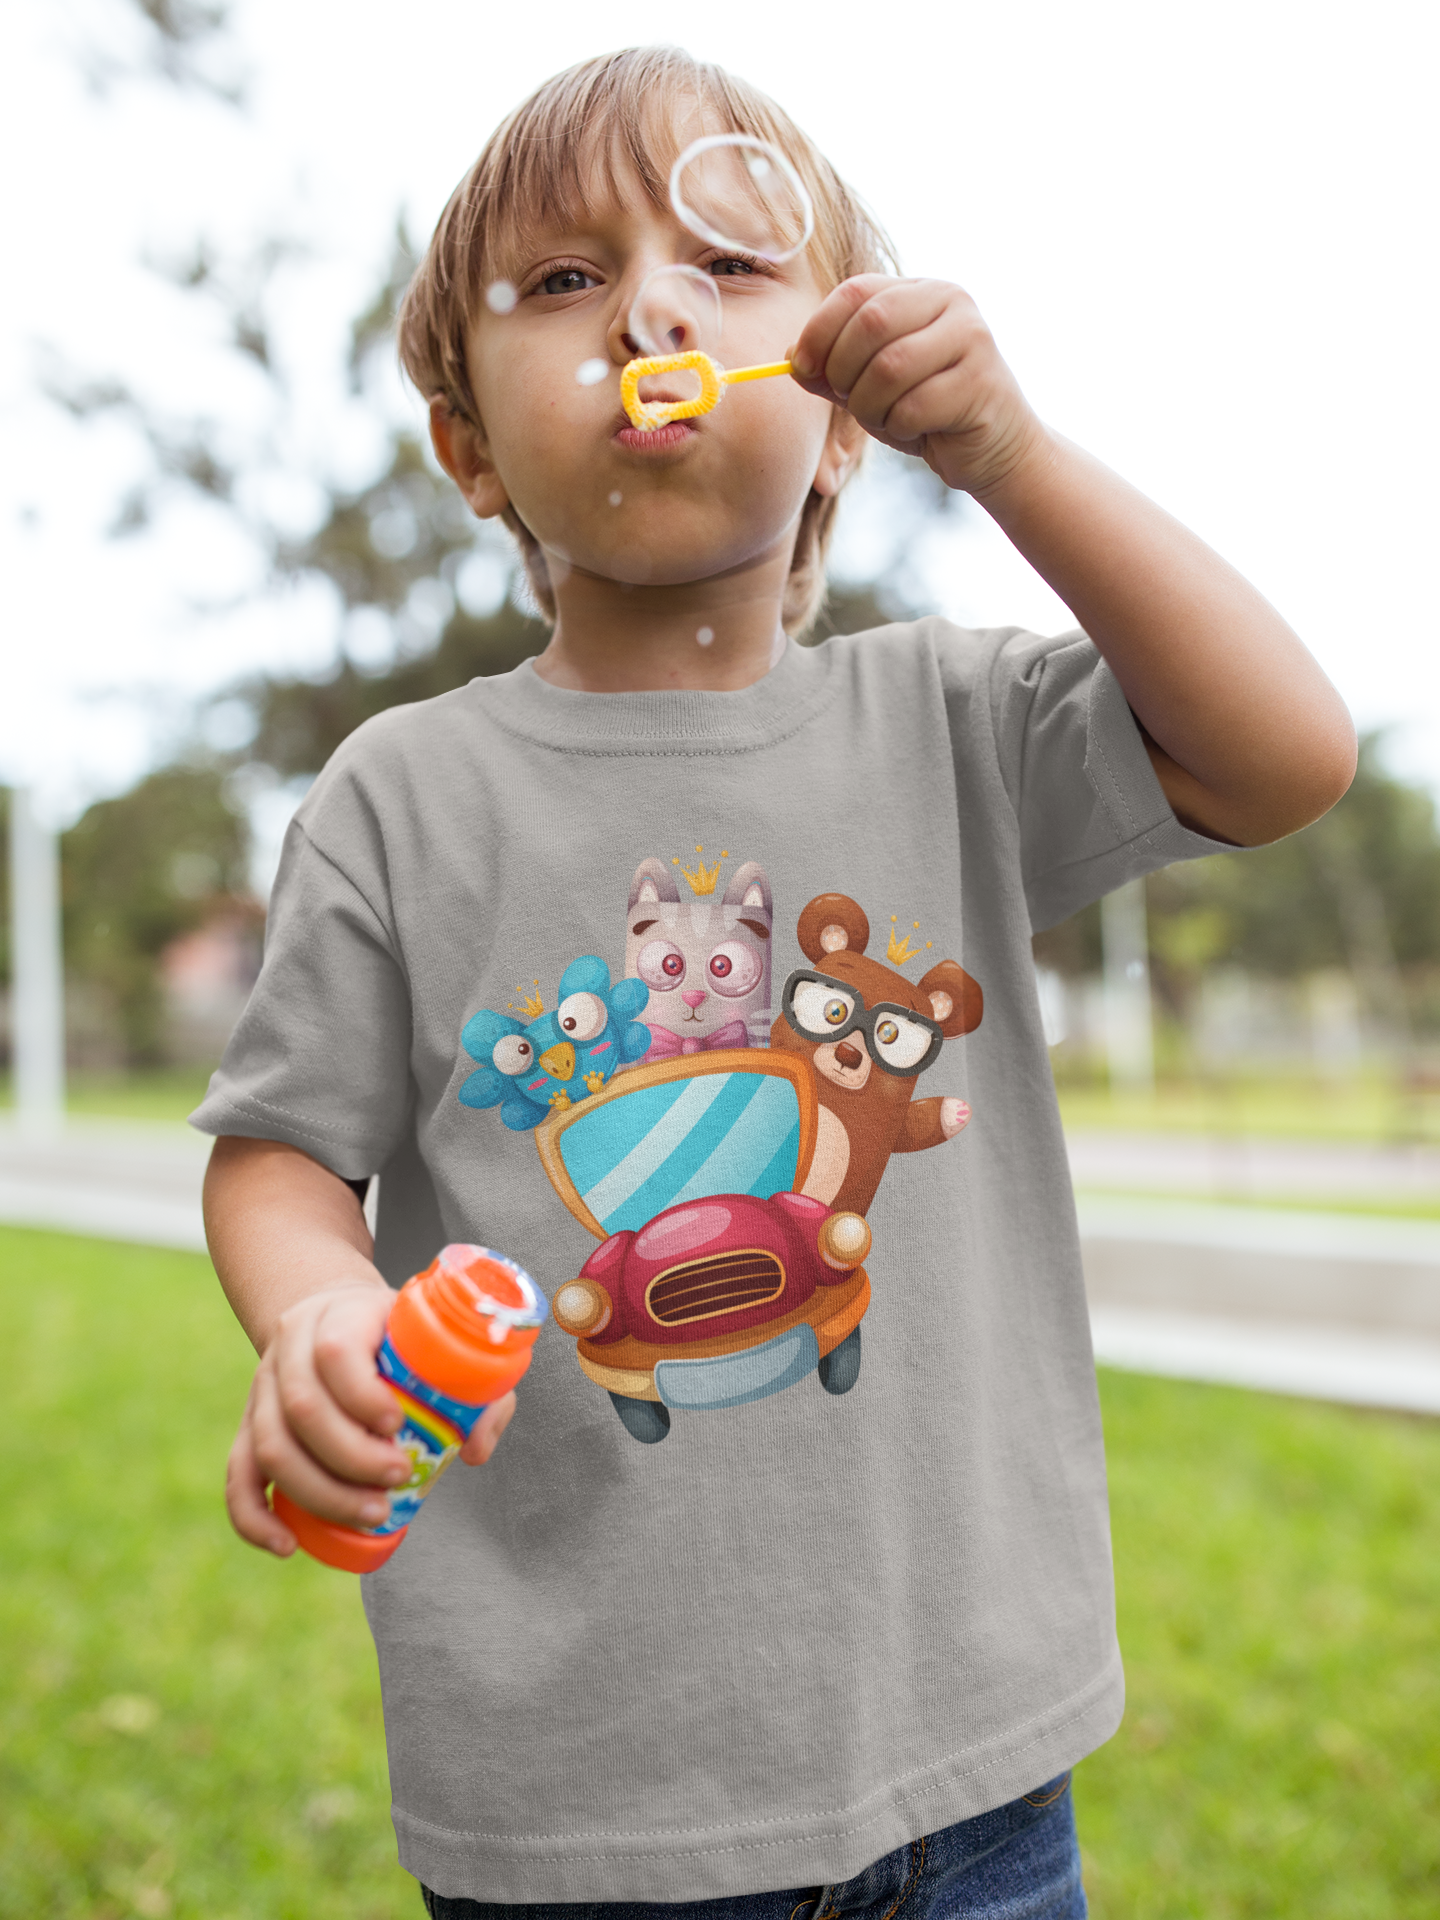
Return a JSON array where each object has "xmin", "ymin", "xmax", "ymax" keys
[{"xmin": 196, "ymin": 46, "xmax": 1355, "ymax": 1920}]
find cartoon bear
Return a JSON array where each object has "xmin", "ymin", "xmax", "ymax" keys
[
  {"xmin": 625, "ymin": 856, "xmax": 774, "ymax": 1058},
  {"xmin": 769, "ymin": 893, "xmax": 983, "ymax": 1216}
]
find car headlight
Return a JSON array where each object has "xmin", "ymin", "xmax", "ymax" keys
[
  {"xmin": 552, "ymin": 1277, "xmax": 614, "ymax": 1336},
  {"xmin": 817, "ymin": 1211, "xmax": 872, "ymax": 1272}
]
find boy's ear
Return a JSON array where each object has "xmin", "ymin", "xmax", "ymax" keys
[
  {"xmin": 810, "ymin": 407, "xmax": 865, "ymax": 500},
  {"xmin": 429, "ymin": 396, "xmax": 510, "ymax": 521}
]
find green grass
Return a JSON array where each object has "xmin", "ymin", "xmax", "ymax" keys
[
  {"xmin": 0, "ymin": 1070, "xmax": 216, "ymax": 1126},
  {"xmin": 1075, "ymin": 1188, "xmax": 1440, "ymax": 1222},
  {"xmin": 4, "ymin": 1228, "xmax": 1439, "ymax": 1916},
  {"xmin": 1081, "ymin": 1372, "xmax": 1440, "ymax": 1917},
  {"xmin": 0, "ymin": 1228, "xmax": 413, "ymax": 1920},
  {"xmin": 8, "ymin": 1067, "xmax": 1439, "ymax": 1145},
  {"xmin": 1057, "ymin": 1077, "xmax": 1440, "ymax": 1145}
]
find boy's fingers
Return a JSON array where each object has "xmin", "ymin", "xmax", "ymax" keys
[
  {"xmin": 248, "ymin": 1362, "xmax": 398, "ymax": 1528},
  {"xmin": 459, "ymin": 1390, "xmax": 517, "ymax": 1465},
  {"xmin": 872, "ymin": 365, "xmax": 983, "ymax": 450},
  {"xmin": 271, "ymin": 1332, "xmax": 410, "ymax": 1486},
  {"xmin": 309, "ymin": 1289, "xmax": 403, "ymax": 1432},
  {"xmin": 225, "ymin": 1414, "xmax": 297, "ymax": 1556},
  {"xmin": 270, "ymin": 1297, "xmax": 408, "ymax": 1474},
  {"xmin": 789, "ymin": 274, "xmax": 894, "ymax": 382},
  {"xmin": 821, "ymin": 283, "xmax": 960, "ymax": 414}
]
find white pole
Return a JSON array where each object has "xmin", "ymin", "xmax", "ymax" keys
[
  {"xmin": 9, "ymin": 787, "xmax": 66, "ymax": 1132},
  {"xmin": 1101, "ymin": 876, "xmax": 1154, "ymax": 1094}
]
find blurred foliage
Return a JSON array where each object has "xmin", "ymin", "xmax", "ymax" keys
[
  {"xmin": 1151, "ymin": 735, "xmax": 1438, "ymax": 973},
  {"xmin": 1035, "ymin": 737, "xmax": 1440, "ymax": 1025},
  {"xmin": 242, "ymin": 605, "xmax": 545, "ymax": 778},
  {"xmin": 61, "ymin": 769, "xmax": 251, "ymax": 1065},
  {"xmin": 73, "ymin": 0, "xmax": 243, "ymax": 103}
]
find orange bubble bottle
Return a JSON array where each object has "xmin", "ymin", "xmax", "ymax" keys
[{"xmin": 272, "ymin": 1244, "xmax": 547, "ymax": 1573}]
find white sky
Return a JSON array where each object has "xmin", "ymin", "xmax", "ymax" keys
[{"xmin": 3, "ymin": 0, "xmax": 1437, "ymax": 822}]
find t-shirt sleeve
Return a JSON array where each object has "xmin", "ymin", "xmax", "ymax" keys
[
  {"xmin": 188, "ymin": 816, "xmax": 412, "ymax": 1181},
  {"xmin": 976, "ymin": 624, "xmax": 1234, "ymax": 930}
]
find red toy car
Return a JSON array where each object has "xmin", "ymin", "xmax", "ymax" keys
[{"xmin": 535, "ymin": 1051, "xmax": 872, "ymax": 1443}]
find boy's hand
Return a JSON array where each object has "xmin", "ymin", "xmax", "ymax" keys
[
  {"xmin": 227, "ymin": 1283, "xmax": 405, "ymax": 1555},
  {"xmin": 226, "ymin": 1282, "xmax": 516, "ymax": 1556},
  {"xmin": 790, "ymin": 276, "xmax": 1046, "ymax": 500}
]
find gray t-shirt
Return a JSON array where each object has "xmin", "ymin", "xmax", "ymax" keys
[{"xmin": 192, "ymin": 621, "xmax": 1223, "ymax": 1903}]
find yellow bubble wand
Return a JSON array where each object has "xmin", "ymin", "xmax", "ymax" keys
[{"xmin": 620, "ymin": 351, "xmax": 792, "ymax": 432}]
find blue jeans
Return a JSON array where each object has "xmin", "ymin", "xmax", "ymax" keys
[{"xmin": 420, "ymin": 1773, "xmax": 1085, "ymax": 1920}]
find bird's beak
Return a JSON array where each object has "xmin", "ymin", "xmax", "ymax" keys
[{"xmin": 540, "ymin": 1041, "xmax": 576, "ymax": 1081}]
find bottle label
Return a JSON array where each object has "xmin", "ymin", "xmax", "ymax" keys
[{"xmin": 370, "ymin": 1334, "xmax": 486, "ymax": 1536}]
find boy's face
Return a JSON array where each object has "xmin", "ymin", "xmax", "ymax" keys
[{"xmin": 448, "ymin": 146, "xmax": 850, "ymax": 597}]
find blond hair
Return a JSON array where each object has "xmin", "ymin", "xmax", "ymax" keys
[{"xmin": 397, "ymin": 47, "xmax": 895, "ymax": 636}]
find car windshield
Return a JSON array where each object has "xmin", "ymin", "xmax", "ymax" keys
[{"xmin": 552, "ymin": 1066, "xmax": 804, "ymax": 1236}]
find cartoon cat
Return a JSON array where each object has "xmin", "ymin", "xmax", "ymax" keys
[
  {"xmin": 625, "ymin": 856, "xmax": 773, "ymax": 1059},
  {"xmin": 769, "ymin": 892, "xmax": 983, "ymax": 1216}
]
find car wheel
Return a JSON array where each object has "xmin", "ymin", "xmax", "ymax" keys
[
  {"xmin": 817, "ymin": 1325, "xmax": 862, "ymax": 1396},
  {"xmin": 609, "ymin": 1393, "xmax": 672, "ymax": 1444}
]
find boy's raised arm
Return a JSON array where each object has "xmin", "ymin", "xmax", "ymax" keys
[
  {"xmin": 792, "ymin": 278, "xmax": 1358, "ymax": 847},
  {"xmin": 206, "ymin": 1137, "xmax": 514, "ymax": 1557}
]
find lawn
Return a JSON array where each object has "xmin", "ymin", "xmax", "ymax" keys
[
  {"xmin": 6, "ymin": 1066, "xmax": 1440, "ymax": 1148},
  {"xmin": 2, "ymin": 1227, "xmax": 1438, "ymax": 1918},
  {"xmin": 1057, "ymin": 1076, "xmax": 1440, "ymax": 1147},
  {"xmin": 0, "ymin": 1069, "xmax": 216, "ymax": 1126}
]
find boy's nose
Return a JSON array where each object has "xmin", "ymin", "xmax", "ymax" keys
[{"xmin": 681, "ymin": 990, "xmax": 707, "ymax": 1008}]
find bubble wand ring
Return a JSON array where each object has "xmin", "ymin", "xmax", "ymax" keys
[{"xmin": 620, "ymin": 351, "xmax": 793, "ymax": 432}]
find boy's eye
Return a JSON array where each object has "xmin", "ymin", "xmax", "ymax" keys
[
  {"xmin": 540, "ymin": 267, "xmax": 599, "ymax": 296},
  {"xmin": 708, "ymin": 257, "xmax": 756, "ymax": 278}
]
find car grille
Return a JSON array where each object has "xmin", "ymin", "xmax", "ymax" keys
[{"xmin": 645, "ymin": 1251, "xmax": 786, "ymax": 1325}]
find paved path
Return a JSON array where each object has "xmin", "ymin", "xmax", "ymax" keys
[
  {"xmin": 0, "ymin": 1119, "xmax": 211, "ymax": 1252},
  {"xmin": 1067, "ymin": 1127, "xmax": 1440, "ymax": 1202},
  {"xmin": 3, "ymin": 1120, "xmax": 1438, "ymax": 1415},
  {"xmin": 1076, "ymin": 1196, "xmax": 1440, "ymax": 1413}
]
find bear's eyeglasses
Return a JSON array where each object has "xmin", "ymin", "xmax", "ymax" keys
[{"xmin": 780, "ymin": 969, "xmax": 945, "ymax": 1077}]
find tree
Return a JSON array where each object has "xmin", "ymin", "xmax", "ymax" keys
[
  {"xmin": 1036, "ymin": 735, "xmax": 1440, "ymax": 1041},
  {"xmin": 61, "ymin": 767, "xmax": 251, "ymax": 1063}
]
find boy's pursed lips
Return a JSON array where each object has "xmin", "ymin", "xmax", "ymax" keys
[{"xmin": 612, "ymin": 415, "xmax": 701, "ymax": 453}]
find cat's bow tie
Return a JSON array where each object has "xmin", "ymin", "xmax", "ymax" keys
[{"xmin": 643, "ymin": 1020, "xmax": 750, "ymax": 1058}]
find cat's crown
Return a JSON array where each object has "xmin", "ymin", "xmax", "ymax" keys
[{"xmin": 672, "ymin": 846, "xmax": 727, "ymax": 897}]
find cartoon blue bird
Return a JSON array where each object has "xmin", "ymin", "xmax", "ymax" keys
[{"xmin": 458, "ymin": 956, "xmax": 651, "ymax": 1130}]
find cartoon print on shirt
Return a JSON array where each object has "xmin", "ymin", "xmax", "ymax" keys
[
  {"xmin": 458, "ymin": 955, "xmax": 651, "ymax": 1130},
  {"xmin": 625, "ymin": 854, "xmax": 773, "ymax": 1058},
  {"xmin": 769, "ymin": 893, "xmax": 983, "ymax": 1217},
  {"xmin": 456, "ymin": 868, "xmax": 981, "ymax": 1443}
]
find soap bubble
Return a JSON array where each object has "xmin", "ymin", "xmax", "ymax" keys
[
  {"xmin": 670, "ymin": 135, "xmax": 814, "ymax": 264},
  {"xmin": 628, "ymin": 264, "xmax": 722, "ymax": 360},
  {"xmin": 485, "ymin": 280, "xmax": 518, "ymax": 315},
  {"xmin": 696, "ymin": 626, "xmax": 715, "ymax": 646},
  {"xmin": 608, "ymin": 491, "xmax": 623, "ymax": 506},
  {"xmin": 575, "ymin": 357, "xmax": 610, "ymax": 386}
]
